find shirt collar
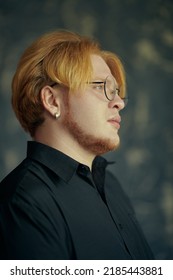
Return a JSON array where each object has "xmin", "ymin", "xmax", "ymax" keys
[
  {"xmin": 27, "ymin": 141, "xmax": 79, "ymax": 182},
  {"xmin": 27, "ymin": 141, "xmax": 112, "ymax": 182}
]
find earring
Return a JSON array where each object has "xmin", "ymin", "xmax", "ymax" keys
[{"xmin": 55, "ymin": 112, "xmax": 60, "ymax": 119}]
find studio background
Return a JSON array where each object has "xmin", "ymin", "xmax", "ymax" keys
[{"xmin": 0, "ymin": 0, "xmax": 173, "ymax": 259}]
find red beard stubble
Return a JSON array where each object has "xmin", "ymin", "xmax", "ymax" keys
[{"xmin": 62, "ymin": 93, "xmax": 120, "ymax": 156}]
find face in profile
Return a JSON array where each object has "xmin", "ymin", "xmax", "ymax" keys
[{"xmin": 61, "ymin": 54, "xmax": 125, "ymax": 156}]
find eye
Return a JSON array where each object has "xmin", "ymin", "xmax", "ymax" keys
[{"xmin": 90, "ymin": 82, "xmax": 104, "ymax": 92}]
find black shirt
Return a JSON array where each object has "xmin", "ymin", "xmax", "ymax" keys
[{"xmin": 0, "ymin": 141, "xmax": 154, "ymax": 260}]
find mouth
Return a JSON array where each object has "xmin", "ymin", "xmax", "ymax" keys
[{"xmin": 107, "ymin": 116, "xmax": 121, "ymax": 129}]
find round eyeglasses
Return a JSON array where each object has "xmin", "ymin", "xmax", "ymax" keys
[
  {"xmin": 50, "ymin": 75, "xmax": 128, "ymax": 107},
  {"xmin": 88, "ymin": 75, "xmax": 128, "ymax": 106}
]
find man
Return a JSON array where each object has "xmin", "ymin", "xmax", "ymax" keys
[{"xmin": 0, "ymin": 30, "xmax": 154, "ymax": 260}]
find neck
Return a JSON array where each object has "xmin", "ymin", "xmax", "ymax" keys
[{"xmin": 34, "ymin": 125, "xmax": 95, "ymax": 170}]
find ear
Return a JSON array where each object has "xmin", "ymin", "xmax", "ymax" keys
[{"xmin": 40, "ymin": 86, "xmax": 60, "ymax": 117}]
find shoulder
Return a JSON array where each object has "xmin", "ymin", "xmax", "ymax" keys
[
  {"xmin": 0, "ymin": 158, "xmax": 31, "ymax": 202},
  {"xmin": 0, "ymin": 158, "xmax": 65, "ymax": 228},
  {"xmin": 0, "ymin": 158, "xmax": 55, "ymax": 204}
]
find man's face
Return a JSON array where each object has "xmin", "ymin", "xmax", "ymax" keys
[{"xmin": 62, "ymin": 54, "xmax": 125, "ymax": 156}]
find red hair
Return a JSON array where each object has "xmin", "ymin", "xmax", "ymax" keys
[{"xmin": 12, "ymin": 30, "xmax": 126, "ymax": 136}]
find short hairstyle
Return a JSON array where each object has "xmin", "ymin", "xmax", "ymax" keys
[{"xmin": 12, "ymin": 30, "xmax": 126, "ymax": 136}]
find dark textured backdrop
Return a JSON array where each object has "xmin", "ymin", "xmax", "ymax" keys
[{"xmin": 0, "ymin": 0, "xmax": 173, "ymax": 259}]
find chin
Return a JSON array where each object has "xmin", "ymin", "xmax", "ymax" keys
[
  {"xmin": 86, "ymin": 136, "xmax": 120, "ymax": 156},
  {"xmin": 106, "ymin": 134, "xmax": 120, "ymax": 148}
]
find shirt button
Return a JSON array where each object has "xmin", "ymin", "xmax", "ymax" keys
[{"xmin": 78, "ymin": 165, "xmax": 90, "ymax": 176}]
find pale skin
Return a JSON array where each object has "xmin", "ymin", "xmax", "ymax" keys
[{"xmin": 34, "ymin": 55, "xmax": 125, "ymax": 170}]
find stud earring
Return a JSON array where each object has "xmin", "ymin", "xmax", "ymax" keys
[{"xmin": 55, "ymin": 112, "xmax": 60, "ymax": 119}]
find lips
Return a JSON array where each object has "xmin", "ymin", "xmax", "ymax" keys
[{"xmin": 107, "ymin": 116, "xmax": 121, "ymax": 129}]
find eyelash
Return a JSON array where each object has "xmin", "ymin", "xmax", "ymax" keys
[{"xmin": 91, "ymin": 83, "xmax": 104, "ymax": 91}]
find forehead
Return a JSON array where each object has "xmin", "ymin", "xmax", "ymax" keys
[{"xmin": 90, "ymin": 54, "xmax": 112, "ymax": 79}]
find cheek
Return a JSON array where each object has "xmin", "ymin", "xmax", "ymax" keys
[
  {"xmin": 68, "ymin": 94, "xmax": 108, "ymax": 130},
  {"xmin": 69, "ymin": 97, "xmax": 91, "ymax": 121},
  {"xmin": 73, "ymin": 103, "xmax": 105, "ymax": 128}
]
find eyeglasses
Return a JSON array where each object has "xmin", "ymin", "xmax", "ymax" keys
[
  {"xmin": 88, "ymin": 75, "xmax": 128, "ymax": 106},
  {"xmin": 50, "ymin": 75, "xmax": 128, "ymax": 106}
]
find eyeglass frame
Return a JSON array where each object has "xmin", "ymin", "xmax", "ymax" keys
[
  {"xmin": 50, "ymin": 75, "xmax": 128, "ymax": 106},
  {"xmin": 88, "ymin": 75, "xmax": 128, "ymax": 106}
]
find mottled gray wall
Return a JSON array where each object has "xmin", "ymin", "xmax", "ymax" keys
[{"xmin": 0, "ymin": 0, "xmax": 173, "ymax": 259}]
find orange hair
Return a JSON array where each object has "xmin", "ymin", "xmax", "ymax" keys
[{"xmin": 12, "ymin": 30, "xmax": 126, "ymax": 136}]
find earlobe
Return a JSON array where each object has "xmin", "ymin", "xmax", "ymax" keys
[{"xmin": 40, "ymin": 86, "xmax": 60, "ymax": 117}]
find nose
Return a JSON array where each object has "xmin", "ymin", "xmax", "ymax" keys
[{"xmin": 109, "ymin": 94, "xmax": 125, "ymax": 111}]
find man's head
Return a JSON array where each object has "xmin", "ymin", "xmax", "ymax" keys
[
  {"xmin": 12, "ymin": 30, "xmax": 127, "ymax": 156},
  {"xmin": 12, "ymin": 30, "xmax": 126, "ymax": 136}
]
